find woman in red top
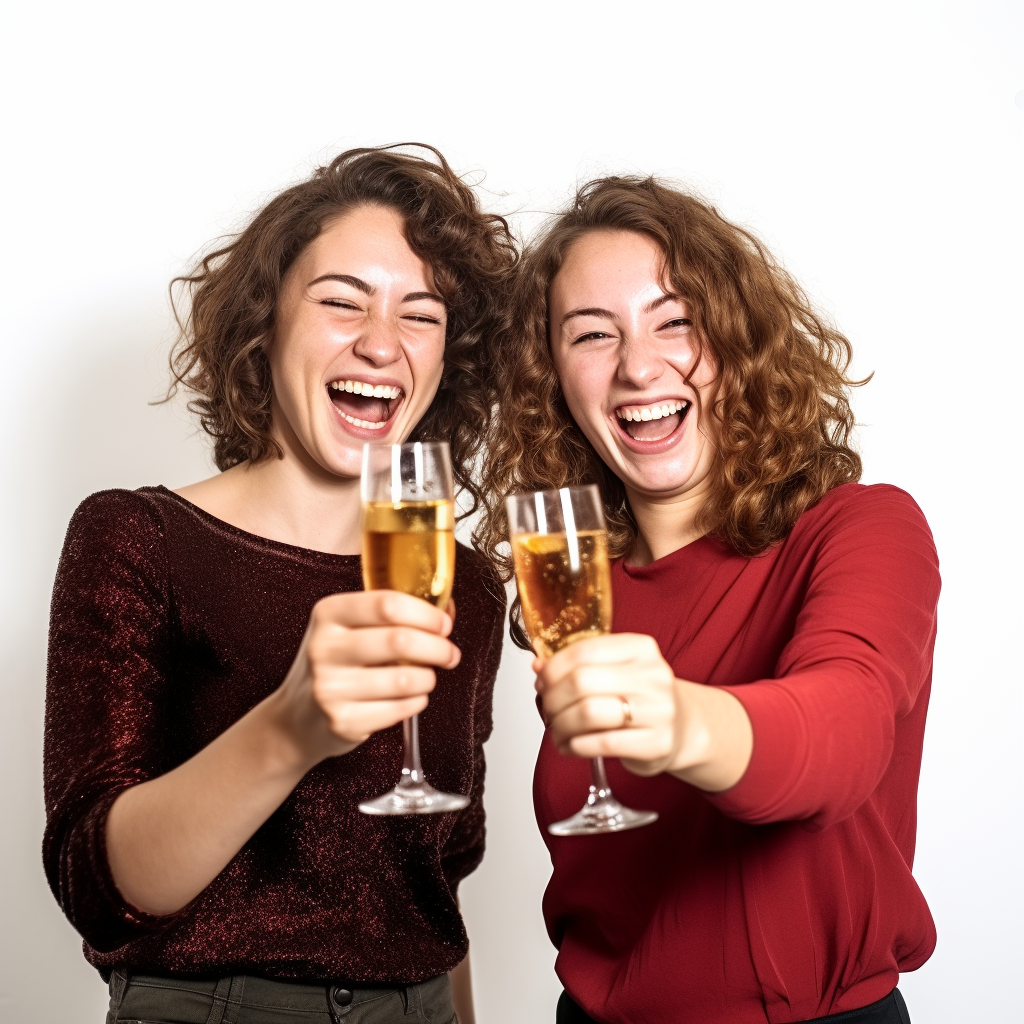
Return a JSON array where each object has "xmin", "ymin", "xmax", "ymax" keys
[{"xmin": 480, "ymin": 178, "xmax": 938, "ymax": 1024}]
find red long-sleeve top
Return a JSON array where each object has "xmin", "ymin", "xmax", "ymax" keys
[{"xmin": 534, "ymin": 484, "xmax": 939, "ymax": 1024}]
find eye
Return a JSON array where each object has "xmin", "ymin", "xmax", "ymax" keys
[
  {"xmin": 572, "ymin": 330, "xmax": 612, "ymax": 344},
  {"xmin": 402, "ymin": 313, "xmax": 443, "ymax": 325},
  {"xmin": 320, "ymin": 299, "xmax": 360, "ymax": 310},
  {"xmin": 660, "ymin": 317, "xmax": 693, "ymax": 330}
]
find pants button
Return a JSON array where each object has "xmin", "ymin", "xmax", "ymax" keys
[{"xmin": 330, "ymin": 985, "xmax": 354, "ymax": 1011}]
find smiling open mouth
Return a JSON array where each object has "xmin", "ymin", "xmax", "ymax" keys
[
  {"xmin": 327, "ymin": 379, "xmax": 405, "ymax": 430},
  {"xmin": 615, "ymin": 400, "xmax": 691, "ymax": 442}
]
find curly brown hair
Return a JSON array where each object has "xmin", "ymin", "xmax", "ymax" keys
[
  {"xmin": 168, "ymin": 143, "xmax": 517, "ymax": 514},
  {"xmin": 476, "ymin": 176, "xmax": 865, "ymax": 646}
]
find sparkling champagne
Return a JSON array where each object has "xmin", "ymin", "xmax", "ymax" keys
[
  {"xmin": 362, "ymin": 500, "xmax": 456, "ymax": 609},
  {"xmin": 511, "ymin": 529, "xmax": 612, "ymax": 657}
]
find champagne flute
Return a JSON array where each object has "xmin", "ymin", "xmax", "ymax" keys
[
  {"xmin": 358, "ymin": 441, "xmax": 469, "ymax": 816},
  {"xmin": 507, "ymin": 484, "xmax": 658, "ymax": 836}
]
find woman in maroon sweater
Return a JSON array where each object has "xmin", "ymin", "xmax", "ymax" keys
[
  {"xmin": 481, "ymin": 178, "xmax": 938, "ymax": 1024},
  {"xmin": 43, "ymin": 147, "xmax": 515, "ymax": 1024}
]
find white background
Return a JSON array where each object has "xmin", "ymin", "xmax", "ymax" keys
[{"xmin": 1, "ymin": 1, "xmax": 1021, "ymax": 1021}]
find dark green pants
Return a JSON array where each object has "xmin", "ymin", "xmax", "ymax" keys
[{"xmin": 106, "ymin": 970, "xmax": 456, "ymax": 1024}]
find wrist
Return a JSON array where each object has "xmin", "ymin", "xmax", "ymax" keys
[
  {"xmin": 668, "ymin": 679, "xmax": 714, "ymax": 775},
  {"xmin": 253, "ymin": 689, "xmax": 325, "ymax": 780},
  {"xmin": 667, "ymin": 680, "xmax": 753, "ymax": 792}
]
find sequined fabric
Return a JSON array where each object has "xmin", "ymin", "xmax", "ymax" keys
[{"xmin": 43, "ymin": 487, "xmax": 504, "ymax": 983}]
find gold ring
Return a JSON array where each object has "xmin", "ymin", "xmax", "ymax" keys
[{"xmin": 619, "ymin": 695, "xmax": 634, "ymax": 728}]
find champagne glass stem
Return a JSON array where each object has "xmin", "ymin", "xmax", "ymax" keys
[
  {"xmin": 401, "ymin": 715, "xmax": 424, "ymax": 785},
  {"xmin": 547, "ymin": 754, "xmax": 659, "ymax": 836}
]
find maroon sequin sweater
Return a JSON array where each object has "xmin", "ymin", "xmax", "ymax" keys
[{"xmin": 43, "ymin": 487, "xmax": 504, "ymax": 983}]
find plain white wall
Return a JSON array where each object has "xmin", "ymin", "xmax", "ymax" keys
[{"xmin": 2, "ymin": 1, "xmax": 1021, "ymax": 1021}]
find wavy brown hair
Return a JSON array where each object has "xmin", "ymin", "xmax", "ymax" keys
[
  {"xmin": 476, "ymin": 176, "xmax": 865, "ymax": 647},
  {"xmin": 168, "ymin": 143, "xmax": 517, "ymax": 514}
]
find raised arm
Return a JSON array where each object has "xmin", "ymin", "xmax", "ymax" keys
[
  {"xmin": 106, "ymin": 589, "xmax": 460, "ymax": 915},
  {"xmin": 536, "ymin": 487, "xmax": 939, "ymax": 828},
  {"xmin": 44, "ymin": 494, "xmax": 459, "ymax": 944}
]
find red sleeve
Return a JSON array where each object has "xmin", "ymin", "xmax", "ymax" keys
[
  {"xmin": 706, "ymin": 486, "xmax": 940, "ymax": 830},
  {"xmin": 43, "ymin": 490, "xmax": 182, "ymax": 950}
]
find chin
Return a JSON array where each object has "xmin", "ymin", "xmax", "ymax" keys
[
  {"xmin": 308, "ymin": 439, "xmax": 362, "ymax": 480},
  {"xmin": 617, "ymin": 459, "xmax": 705, "ymax": 500}
]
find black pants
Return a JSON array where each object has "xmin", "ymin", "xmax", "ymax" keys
[
  {"xmin": 556, "ymin": 988, "xmax": 911, "ymax": 1024},
  {"xmin": 106, "ymin": 970, "xmax": 456, "ymax": 1024}
]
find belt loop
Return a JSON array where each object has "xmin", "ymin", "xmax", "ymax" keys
[
  {"xmin": 220, "ymin": 975, "xmax": 246, "ymax": 1024},
  {"xmin": 403, "ymin": 982, "xmax": 418, "ymax": 1016},
  {"xmin": 105, "ymin": 969, "xmax": 129, "ymax": 1024},
  {"xmin": 203, "ymin": 975, "xmax": 233, "ymax": 1024}
]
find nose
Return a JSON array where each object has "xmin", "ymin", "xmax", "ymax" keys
[
  {"xmin": 352, "ymin": 314, "xmax": 402, "ymax": 368},
  {"xmin": 616, "ymin": 336, "xmax": 664, "ymax": 388}
]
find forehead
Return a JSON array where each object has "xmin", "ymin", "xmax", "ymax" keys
[
  {"xmin": 294, "ymin": 204, "xmax": 435, "ymax": 285},
  {"xmin": 552, "ymin": 230, "xmax": 667, "ymax": 301}
]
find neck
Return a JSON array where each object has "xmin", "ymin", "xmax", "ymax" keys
[
  {"xmin": 228, "ymin": 455, "xmax": 363, "ymax": 555},
  {"xmin": 625, "ymin": 483, "xmax": 710, "ymax": 566},
  {"xmin": 176, "ymin": 420, "xmax": 364, "ymax": 556}
]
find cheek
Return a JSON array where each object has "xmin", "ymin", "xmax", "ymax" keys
[
  {"xmin": 555, "ymin": 352, "xmax": 604, "ymax": 420},
  {"xmin": 401, "ymin": 333, "xmax": 446, "ymax": 413},
  {"xmin": 688, "ymin": 342, "xmax": 718, "ymax": 388},
  {"xmin": 267, "ymin": 337, "xmax": 307, "ymax": 404},
  {"xmin": 414, "ymin": 334, "xmax": 446, "ymax": 385}
]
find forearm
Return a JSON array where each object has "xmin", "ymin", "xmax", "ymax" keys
[
  {"xmin": 106, "ymin": 690, "xmax": 318, "ymax": 916},
  {"xmin": 449, "ymin": 951, "xmax": 475, "ymax": 1024},
  {"xmin": 665, "ymin": 680, "xmax": 753, "ymax": 792}
]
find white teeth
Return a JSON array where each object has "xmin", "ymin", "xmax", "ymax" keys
[
  {"xmin": 337, "ymin": 411, "xmax": 388, "ymax": 430},
  {"xmin": 616, "ymin": 400, "xmax": 689, "ymax": 422},
  {"xmin": 328, "ymin": 380, "xmax": 403, "ymax": 399}
]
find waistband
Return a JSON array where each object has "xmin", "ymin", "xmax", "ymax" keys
[
  {"xmin": 557, "ymin": 987, "xmax": 910, "ymax": 1024},
  {"xmin": 107, "ymin": 969, "xmax": 452, "ymax": 1024},
  {"xmin": 797, "ymin": 989, "xmax": 911, "ymax": 1024}
]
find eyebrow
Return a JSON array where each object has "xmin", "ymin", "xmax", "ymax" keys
[
  {"xmin": 308, "ymin": 274, "xmax": 373, "ymax": 293},
  {"xmin": 560, "ymin": 306, "xmax": 616, "ymax": 326},
  {"xmin": 559, "ymin": 293, "xmax": 680, "ymax": 327},
  {"xmin": 644, "ymin": 293, "xmax": 679, "ymax": 314},
  {"xmin": 307, "ymin": 274, "xmax": 445, "ymax": 306}
]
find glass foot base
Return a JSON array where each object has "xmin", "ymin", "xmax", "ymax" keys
[
  {"xmin": 548, "ymin": 796, "xmax": 658, "ymax": 836},
  {"xmin": 359, "ymin": 779, "xmax": 469, "ymax": 816}
]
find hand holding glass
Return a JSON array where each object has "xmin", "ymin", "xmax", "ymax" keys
[
  {"xmin": 358, "ymin": 441, "xmax": 469, "ymax": 815},
  {"xmin": 507, "ymin": 484, "xmax": 658, "ymax": 835}
]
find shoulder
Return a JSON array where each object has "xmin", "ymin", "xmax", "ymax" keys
[
  {"xmin": 60, "ymin": 488, "xmax": 179, "ymax": 579},
  {"xmin": 69, "ymin": 486, "xmax": 170, "ymax": 525},
  {"xmin": 67, "ymin": 486, "xmax": 164, "ymax": 535},
  {"xmin": 795, "ymin": 482, "xmax": 933, "ymax": 544},
  {"xmin": 786, "ymin": 483, "xmax": 939, "ymax": 584}
]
